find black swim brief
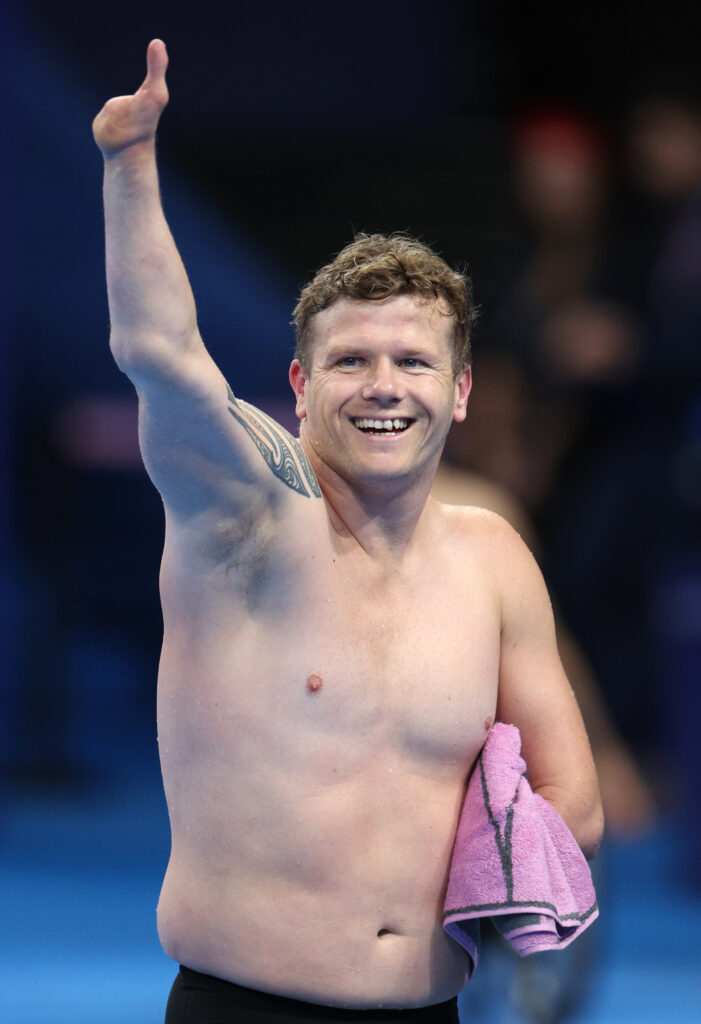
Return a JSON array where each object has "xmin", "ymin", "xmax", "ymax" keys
[{"xmin": 165, "ymin": 966, "xmax": 460, "ymax": 1024}]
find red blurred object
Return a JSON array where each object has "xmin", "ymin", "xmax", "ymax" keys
[{"xmin": 512, "ymin": 107, "xmax": 608, "ymax": 163}]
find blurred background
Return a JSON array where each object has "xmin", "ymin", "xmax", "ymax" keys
[{"xmin": 3, "ymin": 1, "xmax": 701, "ymax": 1021}]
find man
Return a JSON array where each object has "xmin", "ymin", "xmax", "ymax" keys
[{"xmin": 93, "ymin": 40, "xmax": 602, "ymax": 1023}]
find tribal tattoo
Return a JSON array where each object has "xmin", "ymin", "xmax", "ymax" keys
[{"xmin": 226, "ymin": 385, "xmax": 321, "ymax": 498}]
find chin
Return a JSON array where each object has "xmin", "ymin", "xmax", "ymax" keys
[{"xmin": 350, "ymin": 462, "xmax": 427, "ymax": 491}]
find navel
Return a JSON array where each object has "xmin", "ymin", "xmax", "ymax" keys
[{"xmin": 306, "ymin": 673, "xmax": 323, "ymax": 694}]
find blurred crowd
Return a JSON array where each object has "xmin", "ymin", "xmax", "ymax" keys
[
  {"xmin": 441, "ymin": 78, "xmax": 701, "ymax": 839},
  {"xmin": 435, "ymin": 76, "xmax": 701, "ymax": 1024}
]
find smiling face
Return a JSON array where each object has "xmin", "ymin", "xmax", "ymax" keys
[{"xmin": 289, "ymin": 294, "xmax": 471, "ymax": 494}]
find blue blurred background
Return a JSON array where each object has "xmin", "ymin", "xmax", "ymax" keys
[{"xmin": 3, "ymin": 1, "xmax": 701, "ymax": 1021}]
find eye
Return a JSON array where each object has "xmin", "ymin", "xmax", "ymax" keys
[
  {"xmin": 337, "ymin": 356, "xmax": 362, "ymax": 367},
  {"xmin": 399, "ymin": 357, "xmax": 425, "ymax": 368}
]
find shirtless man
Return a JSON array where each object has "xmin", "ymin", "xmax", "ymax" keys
[{"xmin": 93, "ymin": 40, "xmax": 603, "ymax": 1023}]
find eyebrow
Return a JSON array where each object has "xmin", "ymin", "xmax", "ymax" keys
[{"xmin": 322, "ymin": 336, "xmax": 436, "ymax": 355}]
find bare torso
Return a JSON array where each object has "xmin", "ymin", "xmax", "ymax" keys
[{"xmin": 156, "ymin": 496, "xmax": 500, "ymax": 1008}]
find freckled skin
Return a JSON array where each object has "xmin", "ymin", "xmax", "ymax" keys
[{"xmin": 307, "ymin": 674, "xmax": 323, "ymax": 694}]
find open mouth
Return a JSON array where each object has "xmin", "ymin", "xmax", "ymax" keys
[{"xmin": 351, "ymin": 417, "xmax": 413, "ymax": 435}]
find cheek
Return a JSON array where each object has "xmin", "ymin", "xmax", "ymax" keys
[
  {"xmin": 311, "ymin": 379, "xmax": 350, "ymax": 415},
  {"xmin": 303, "ymin": 392, "xmax": 333, "ymax": 440},
  {"xmin": 424, "ymin": 379, "xmax": 454, "ymax": 409}
]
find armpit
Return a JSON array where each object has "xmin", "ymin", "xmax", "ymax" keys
[{"xmin": 193, "ymin": 503, "xmax": 280, "ymax": 611}]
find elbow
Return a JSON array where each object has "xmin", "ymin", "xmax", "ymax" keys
[
  {"xmin": 108, "ymin": 331, "xmax": 168, "ymax": 379},
  {"xmin": 577, "ymin": 807, "xmax": 605, "ymax": 861},
  {"xmin": 109, "ymin": 342, "xmax": 152, "ymax": 387},
  {"xmin": 109, "ymin": 330, "xmax": 147, "ymax": 371},
  {"xmin": 537, "ymin": 784, "xmax": 605, "ymax": 860},
  {"xmin": 571, "ymin": 793, "xmax": 604, "ymax": 861},
  {"xmin": 109, "ymin": 337, "xmax": 136, "ymax": 374},
  {"xmin": 109, "ymin": 326, "xmax": 200, "ymax": 376}
]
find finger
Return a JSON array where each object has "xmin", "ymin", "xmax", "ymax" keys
[{"xmin": 144, "ymin": 38, "xmax": 168, "ymax": 86}]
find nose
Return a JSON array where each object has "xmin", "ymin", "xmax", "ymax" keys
[{"xmin": 361, "ymin": 357, "xmax": 405, "ymax": 403}]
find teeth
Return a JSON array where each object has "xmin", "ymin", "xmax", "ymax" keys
[{"xmin": 354, "ymin": 418, "xmax": 409, "ymax": 432}]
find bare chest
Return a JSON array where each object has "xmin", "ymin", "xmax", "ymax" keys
[
  {"xmin": 275, "ymin": 557, "xmax": 498, "ymax": 757},
  {"xmin": 160, "ymin": 499, "xmax": 504, "ymax": 781},
  {"xmin": 160, "ymin": 538, "xmax": 500, "ymax": 776}
]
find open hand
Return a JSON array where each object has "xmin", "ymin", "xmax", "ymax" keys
[{"xmin": 93, "ymin": 39, "xmax": 169, "ymax": 157}]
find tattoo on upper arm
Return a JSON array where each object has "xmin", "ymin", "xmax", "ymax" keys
[{"xmin": 226, "ymin": 385, "xmax": 321, "ymax": 498}]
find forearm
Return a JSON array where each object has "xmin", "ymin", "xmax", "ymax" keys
[
  {"xmin": 523, "ymin": 688, "xmax": 604, "ymax": 859},
  {"xmin": 103, "ymin": 141, "xmax": 199, "ymax": 367}
]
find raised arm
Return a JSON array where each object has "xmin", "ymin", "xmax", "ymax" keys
[
  {"xmin": 92, "ymin": 41, "xmax": 320, "ymax": 516},
  {"xmin": 491, "ymin": 517, "xmax": 604, "ymax": 859},
  {"xmin": 93, "ymin": 39, "xmax": 197, "ymax": 367}
]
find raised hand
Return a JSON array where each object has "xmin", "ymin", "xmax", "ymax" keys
[{"xmin": 93, "ymin": 39, "xmax": 169, "ymax": 157}]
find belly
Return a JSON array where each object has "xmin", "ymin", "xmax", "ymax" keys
[{"xmin": 157, "ymin": 761, "xmax": 473, "ymax": 1006}]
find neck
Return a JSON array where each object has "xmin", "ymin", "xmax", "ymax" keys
[{"xmin": 308, "ymin": 451, "xmax": 440, "ymax": 563}]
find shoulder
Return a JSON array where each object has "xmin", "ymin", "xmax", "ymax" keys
[
  {"xmin": 431, "ymin": 464, "xmax": 537, "ymax": 548},
  {"xmin": 433, "ymin": 498, "xmax": 529, "ymax": 557},
  {"xmin": 432, "ymin": 499, "xmax": 544, "ymax": 618}
]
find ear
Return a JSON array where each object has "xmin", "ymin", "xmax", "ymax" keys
[
  {"xmin": 289, "ymin": 359, "xmax": 309, "ymax": 419},
  {"xmin": 452, "ymin": 366, "xmax": 472, "ymax": 423}
]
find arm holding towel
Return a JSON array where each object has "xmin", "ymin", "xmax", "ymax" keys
[
  {"xmin": 492, "ymin": 518, "xmax": 604, "ymax": 860},
  {"xmin": 443, "ymin": 722, "xmax": 600, "ymax": 970},
  {"xmin": 442, "ymin": 516, "xmax": 604, "ymax": 976}
]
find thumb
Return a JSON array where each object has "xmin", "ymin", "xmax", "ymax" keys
[{"xmin": 143, "ymin": 38, "xmax": 169, "ymax": 89}]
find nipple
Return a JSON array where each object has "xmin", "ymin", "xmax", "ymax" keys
[
  {"xmin": 484, "ymin": 715, "xmax": 493, "ymax": 731},
  {"xmin": 306, "ymin": 674, "xmax": 323, "ymax": 694}
]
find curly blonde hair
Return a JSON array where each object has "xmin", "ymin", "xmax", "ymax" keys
[{"xmin": 292, "ymin": 233, "xmax": 476, "ymax": 376}]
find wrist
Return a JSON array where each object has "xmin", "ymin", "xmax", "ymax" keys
[
  {"xmin": 100, "ymin": 135, "xmax": 158, "ymax": 166},
  {"xmin": 101, "ymin": 141, "xmax": 162, "ymax": 200}
]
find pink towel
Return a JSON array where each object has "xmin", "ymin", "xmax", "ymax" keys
[{"xmin": 443, "ymin": 722, "xmax": 598, "ymax": 977}]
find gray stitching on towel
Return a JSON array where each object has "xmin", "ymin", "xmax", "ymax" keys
[
  {"xmin": 443, "ymin": 899, "xmax": 599, "ymax": 923},
  {"xmin": 479, "ymin": 757, "xmax": 516, "ymax": 902}
]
